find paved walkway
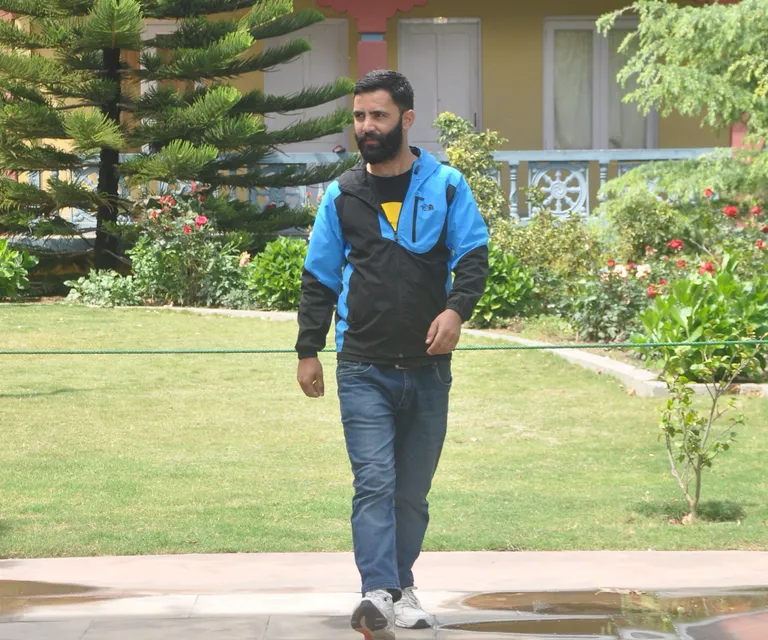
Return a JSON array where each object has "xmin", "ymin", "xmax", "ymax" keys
[{"xmin": 1, "ymin": 551, "xmax": 767, "ymax": 639}]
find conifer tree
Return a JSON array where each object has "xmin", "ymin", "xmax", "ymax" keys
[{"xmin": 0, "ymin": 0, "xmax": 355, "ymax": 268}]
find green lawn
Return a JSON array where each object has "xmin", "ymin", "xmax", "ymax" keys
[{"xmin": 1, "ymin": 304, "xmax": 766, "ymax": 558}]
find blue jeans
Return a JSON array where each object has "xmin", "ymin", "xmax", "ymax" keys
[{"xmin": 336, "ymin": 359, "xmax": 452, "ymax": 595}]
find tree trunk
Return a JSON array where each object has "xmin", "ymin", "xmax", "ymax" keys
[{"xmin": 94, "ymin": 47, "xmax": 122, "ymax": 270}]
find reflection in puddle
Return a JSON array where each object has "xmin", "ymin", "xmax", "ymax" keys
[{"xmin": 449, "ymin": 589, "xmax": 768, "ymax": 638}]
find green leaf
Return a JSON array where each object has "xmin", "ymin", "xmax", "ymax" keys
[
  {"xmin": 63, "ymin": 108, "xmax": 125, "ymax": 152},
  {"xmin": 79, "ymin": 0, "xmax": 142, "ymax": 51}
]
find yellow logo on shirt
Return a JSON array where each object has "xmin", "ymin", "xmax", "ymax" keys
[{"xmin": 381, "ymin": 202, "xmax": 402, "ymax": 230}]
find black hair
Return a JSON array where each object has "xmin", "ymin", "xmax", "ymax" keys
[{"xmin": 353, "ymin": 69, "xmax": 414, "ymax": 113}]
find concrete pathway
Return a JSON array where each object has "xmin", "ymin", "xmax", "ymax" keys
[{"xmin": 1, "ymin": 551, "xmax": 767, "ymax": 639}]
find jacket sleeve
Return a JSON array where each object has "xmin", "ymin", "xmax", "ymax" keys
[
  {"xmin": 445, "ymin": 174, "xmax": 489, "ymax": 322},
  {"xmin": 295, "ymin": 183, "xmax": 346, "ymax": 359}
]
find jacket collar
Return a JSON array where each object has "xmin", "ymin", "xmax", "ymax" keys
[{"xmin": 337, "ymin": 146, "xmax": 440, "ymax": 208}]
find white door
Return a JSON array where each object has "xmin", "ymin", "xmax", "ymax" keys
[
  {"xmin": 263, "ymin": 19, "xmax": 349, "ymax": 153},
  {"xmin": 398, "ymin": 19, "xmax": 482, "ymax": 152}
]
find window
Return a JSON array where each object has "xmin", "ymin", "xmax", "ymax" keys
[{"xmin": 543, "ymin": 17, "xmax": 658, "ymax": 150}]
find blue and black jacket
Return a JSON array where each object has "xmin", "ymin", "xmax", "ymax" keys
[{"xmin": 295, "ymin": 147, "xmax": 489, "ymax": 367}]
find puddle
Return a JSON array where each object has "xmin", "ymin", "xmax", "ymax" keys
[
  {"xmin": 0, "ymin": 580, "xmax": 117, "ymax": 617},
  {"xmin": 449, "ymin": 618, "xmax": 619, "ymax": 636},
  {"xmin": 0, "ymin": 580, "xmax": 96, "ymax": 598},
  {"xmin": 448, "ymin": 588, "xmax": 768, "ymax": 638}
]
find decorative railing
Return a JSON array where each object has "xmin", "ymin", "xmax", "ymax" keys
[
  {"xmin": 495, "ymin": 148, "xmax": 719, "ymax": 218},
  {"xmin": 26, "ymin": 148, "xmax": 720, "ymax": 229}
]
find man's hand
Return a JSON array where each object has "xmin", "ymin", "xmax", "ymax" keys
[
  {"xmin": 426, "ymin": 309, "xmax": 462, "ymax": 355},
  {"xmin": 297, "ymin": 357, "xmax": 324, "ymax": 398}
]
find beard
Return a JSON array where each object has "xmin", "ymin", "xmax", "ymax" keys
[{"xmin": 356, "ymin": 117, "xmax": 404, "ymax": 165}]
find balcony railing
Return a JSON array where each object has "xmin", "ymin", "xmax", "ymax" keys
[{"xmin": 26, "ymin": 148, "xmax": 720, "ymax": 229}]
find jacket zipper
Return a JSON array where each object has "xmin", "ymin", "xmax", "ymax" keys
[{"xmin": 412, "ymin": 196, "xmax": 422, "ymax": 243}]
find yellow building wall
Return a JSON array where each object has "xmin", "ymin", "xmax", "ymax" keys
[{"xmin": 382, "ymin": 0, "xmax": 725, "ymax": 150}]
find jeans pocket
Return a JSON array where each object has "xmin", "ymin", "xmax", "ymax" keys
[
  {"xmin": 433, "ymin": 360, "xmax": 453, "ymax": 387},
  {"xmin": 336, "ymin": 360, "xmax": 373, "ymax": 379}
]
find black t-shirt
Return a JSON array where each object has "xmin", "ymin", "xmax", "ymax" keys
[{"xmin": 367, "ymin": 167, "xmax": 413, "ymax": 232}]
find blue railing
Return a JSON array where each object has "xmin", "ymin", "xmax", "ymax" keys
[{"xmin": 27, "ymin": 148, "xmax": 721, "ymax": 229}]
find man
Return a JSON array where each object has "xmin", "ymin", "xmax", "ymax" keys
[{"xmin": 295, "ymin": 70, "xmax": 488, "ymax": 640}]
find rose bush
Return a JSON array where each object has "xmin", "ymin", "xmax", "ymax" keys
[{"xmin": 67, "ymin": 186, "xmax": 253, "ymax": 307}]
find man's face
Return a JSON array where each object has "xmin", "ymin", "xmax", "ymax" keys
[{"xmin": 353, "ymin": 89, "xmax": 414, "ymax": 164}]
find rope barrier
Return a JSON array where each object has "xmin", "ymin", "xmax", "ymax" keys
[{"xmin": 1, "ymin": 339, "xmax": 766, "ymax": 356}]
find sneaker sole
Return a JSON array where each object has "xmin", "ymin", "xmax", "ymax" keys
[{"xmin": 351, "ymin": 600, "xmax": 395, "ymax": 640}]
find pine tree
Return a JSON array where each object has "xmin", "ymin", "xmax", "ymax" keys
[{"xmin": 0, "ymin": 0, "xmax": 355, "ymax": 269}]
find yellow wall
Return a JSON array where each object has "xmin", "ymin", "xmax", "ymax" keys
[
  {"xmin": 134, "ymin": 0, "xmax": 726, "ymax": 152},
  {"xmin": 384, "ymin": 0, "xmax": 724, "ymax": 150}
]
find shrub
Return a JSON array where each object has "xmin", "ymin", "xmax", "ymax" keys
[
  {"xmin": 565, "ymin": 260, "xmax": 651, "ymax": 342},
  {"xmin": 635, "ymin": 253, "xmax": 768, "ymax": 381},
  {"xmin": 598, "ymin": 154, "xmax": 768, "ymax": 272},
  {"xmin": 245, "ymin": 236, "xmax": 307, "ymax": 311},
  {"xmin": 493, "ymin": 209, "xmax": 603, "ymax": 316},
  {"xmin": 66, "ymin": 190, "xmax": 252, "ymax": 308},
  {"xmin": 434, "ymin": 112, "xmax": 508, "ymax": 227},
  {"xmin": 471, "ymin": 244, "xmax": 535, "ymax": 328},
  {"xmin": 0, "ymin": 239, "xmax": 38, "ymax": 300},
  {"xmin": 633, "ymin": 255, "xmax": 766, "ymax": 523},
  {"xmin": 65, "ymin": 270, "xmax": 140, "ymax": 307}
]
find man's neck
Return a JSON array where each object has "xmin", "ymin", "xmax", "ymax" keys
[{"xmin": 366, "ymin": 146, "xmax": 417, "ymax": 178}]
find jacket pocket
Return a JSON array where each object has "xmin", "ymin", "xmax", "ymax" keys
[{"xmin": 412, "ymin": 196, "xmax": 423, "ymax": 243}]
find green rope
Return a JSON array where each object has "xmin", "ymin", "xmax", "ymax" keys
[{"xmin": 1, "ymin": 339, "xmax": 766, "ymax": 356}]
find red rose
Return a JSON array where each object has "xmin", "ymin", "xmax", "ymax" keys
[
  {"xmin": 752, "ymin": 205, "xmax": 763, "ymax": 216},
  {"xmin": 698, "ymin": 261, "xmax": 715, "ymax": 275},
  {"xmin": 199, "ymin": 195, "xmax": 206, "ymax": 202},
  {"xmin": 183, "ymin": 225, "xmax": 192, "ymax": 235},
  {"xmin": 666, "ymin": 239, "xmax": 684, "ymax": 251},
  {"xmin": 704, "ymin": 188, "xmax": 714, "ymax": 198},
  {"xmin": 723, "ymin": 205, "xmax": 739, "ymax": 218},
  {"xmin": 194, "ymin": 215, "xmax": 208, "ymax": 228},
  {"xmin": 647, "ymin": 286, "xmax": 657, "ymax": 298},
  {"xmin": 628, "ymin": 262, "xmax": 635, "ymax": 270},
  {"xmin": 607, "ymin": 259, "xmax": 616, "ymax": 268},
  {"xmin": 761, "ymin": 226, "xmax": 768, "ymax": 234},
  {"xmin": 676, "ymin": 259, "xmax": 687, "ymax": 268},
  {"xmin": 659, "ymin": 279, "xmax": 667, "ymax": 285},
  {"xmin": 757, "ymin": 239, "xmax": 767, "ymax": 250},
  {"xmin": 149, "ymin": 210, "xmax": 158, "ymax": 220}
]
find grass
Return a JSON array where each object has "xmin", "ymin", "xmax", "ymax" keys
[{"xmin": 1, "ymin": 303, "xmax": 767, "ymax": 558}]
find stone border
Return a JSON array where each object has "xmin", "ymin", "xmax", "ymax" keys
[
  {"xmin": 114, "ymin": 306, "xmax": 768, "ymax": 399},
  {"xmin": 465, "ymin": 329, "xmax": 768, "ymax": 399}
]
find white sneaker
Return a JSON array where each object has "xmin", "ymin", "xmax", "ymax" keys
[
  {"xmin": 350, "ymin": 589, "xmax": 396, "ymax": 640},
  {"xmin": 394, "ymin": 586, "xmax": 433, "ymax": 629}
]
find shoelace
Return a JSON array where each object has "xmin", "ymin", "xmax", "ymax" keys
[{"xmin": 402, "ymin": 588, "xmax": 422, "ymax": 609}]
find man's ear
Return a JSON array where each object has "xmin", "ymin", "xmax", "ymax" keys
[{"xmin": 401, "ymin": 109, "xmax": 415, "ymax": 132}]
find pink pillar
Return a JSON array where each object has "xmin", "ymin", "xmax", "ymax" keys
[
  {"xmin": 358, "ymin": 40, "xmax": 387, "ymax": 77},
  {"xmin": 731, "ymin": 120, "xmax": 748, "ymax": 148},
  {"xmin": 317, "ymin": 0, "xmax": 429, "ymax": 78}
]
